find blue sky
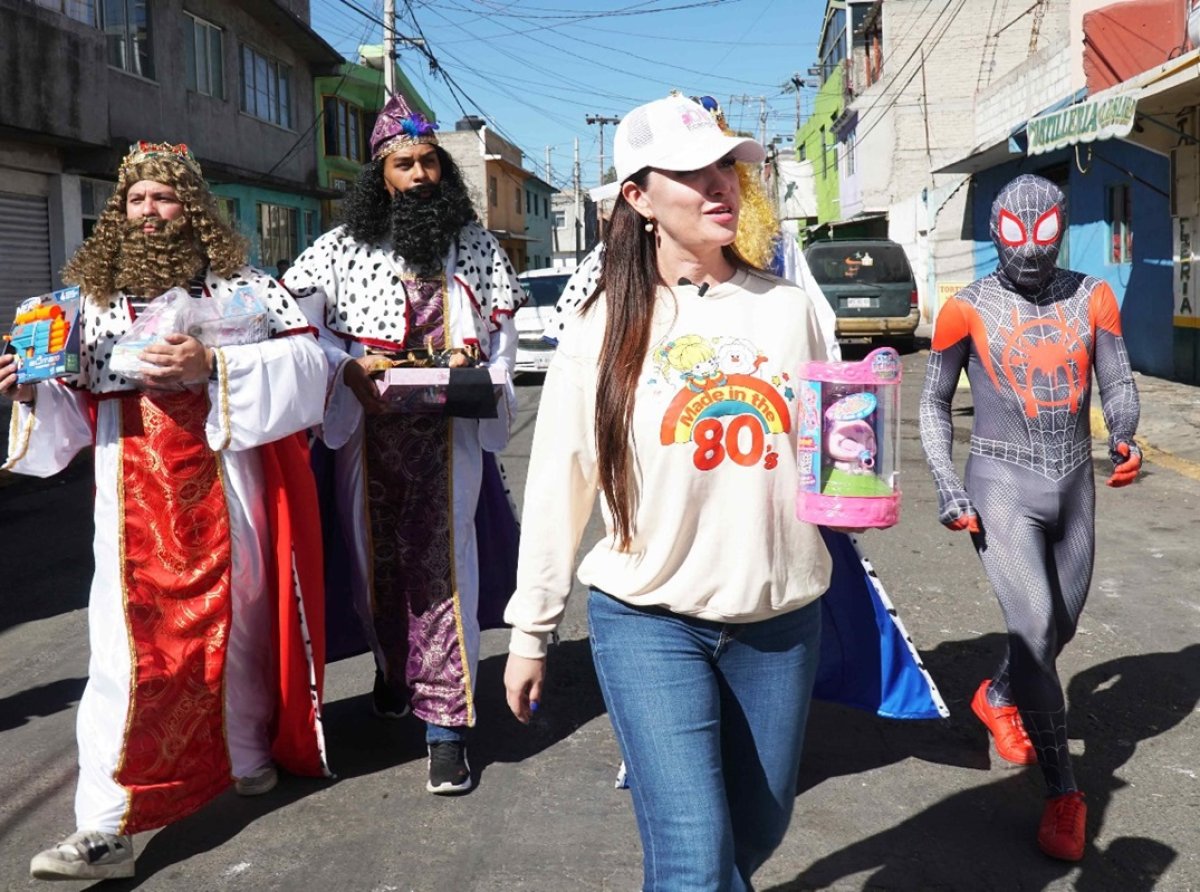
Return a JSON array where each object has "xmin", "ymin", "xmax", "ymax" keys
[{"xmin": 309, "ymin": 0, "xmax": 828, "ymax": 192}]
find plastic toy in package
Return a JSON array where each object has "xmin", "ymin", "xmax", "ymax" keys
[
  {"xmin": 4, "ymin": 287, "xmax": 83, "ymax": 384},
  {"xmin": 796, "ymin": 346, "xmax": 902, "ymax": 529},
  {"xmin": 109, "ymin": 286, "xmax": 270, "ymax": 381}
]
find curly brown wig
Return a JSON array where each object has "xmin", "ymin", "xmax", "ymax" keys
[{"xmin": 62, "ymin": 156, "xmax": 248, "ymax": 305}]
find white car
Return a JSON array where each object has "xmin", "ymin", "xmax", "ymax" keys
[{"xmin": 514, "ymin": 268, "xmax": 572, "ymax": 374}]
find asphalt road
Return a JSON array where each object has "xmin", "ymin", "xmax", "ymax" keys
[{"xmin": 0, "ymin": 348, "xmax": 1196, "ymax": 891}]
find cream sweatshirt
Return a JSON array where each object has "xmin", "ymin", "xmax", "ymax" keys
[{"xmin": 505, "ymin": 268, "xmax": 833, "ymax": 659}]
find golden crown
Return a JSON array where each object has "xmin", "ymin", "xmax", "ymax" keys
[{"xmin": 120, "ymin": 141, "xmax": 203, "ymax": 178}]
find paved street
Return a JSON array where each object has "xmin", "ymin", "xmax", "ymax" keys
[{"xmin": 0, "ymin": 349, "xmax": 1197, "ymax": 891}]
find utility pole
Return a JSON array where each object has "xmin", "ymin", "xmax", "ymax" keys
[
  {"xmin": 545, "ymin": 146, "xmax": 553, "ymax": 189},
  {"xmin": 573, "ymin": 137, "xmax": 583, "ymax": 264},
  {"xmin": 759, "ymin": 96, "xmax": 769, "ymax": 149},
  {"xmin": 585, "ymin": 114, "xmax": 621, "ymax": 188},
  {"xmin": 786, "ymin": 74, "xmax": 807, "ymax": 130},
  {"xmin": 383, "ymin": 0, "xmax": 396, "ymax": 96}
]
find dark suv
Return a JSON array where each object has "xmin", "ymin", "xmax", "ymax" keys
[{"xmin": 804, "ymin": 239, "xmax": 919, "ymax": 344}]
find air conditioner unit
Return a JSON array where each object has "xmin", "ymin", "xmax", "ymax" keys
[{"xmin": 1171, "ymin": 147, "xmax": 1200, "ymax": 218}]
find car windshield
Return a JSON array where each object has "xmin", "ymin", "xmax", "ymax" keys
[
  {"xmin": 806, "ymin": 244, "xmax": 912, "ymax": 285},
  {"xmin": 520, "ymin": 275, "xmax": 571, "ymax": 307}
]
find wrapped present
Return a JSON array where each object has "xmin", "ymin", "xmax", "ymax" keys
[
  {"xmin": 109, "ymin": 286, "xmax": 269, "ymax": 382},
  {"xmin": 5, "ymin": 287, "xmax": 83, "ymax": 384},
  {"xmin": 376, "ymin": 366, "xmax": 505, "ymax": 418}
]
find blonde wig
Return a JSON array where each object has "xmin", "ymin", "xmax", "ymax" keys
[{"xmin": 63, "ymin": 155, "xmax": 248, "ymax": 304}]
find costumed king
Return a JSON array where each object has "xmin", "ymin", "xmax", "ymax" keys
[
  {"xmin": 2, "ymin": 142, "xmax": 330, "ymax": 882},
  {"xmin": 284, "ymin": 94, "xmax": 521, "ymax": 795}
]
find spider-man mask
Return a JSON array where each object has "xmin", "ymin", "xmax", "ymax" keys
[{"xmin": 990, "ymin": 174, "xmax": 1065, "ymax": 294}]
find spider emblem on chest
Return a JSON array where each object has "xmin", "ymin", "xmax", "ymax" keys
[{"xmin": 997, "ymin": 304, "xmax": 1091, "ymax": 418}]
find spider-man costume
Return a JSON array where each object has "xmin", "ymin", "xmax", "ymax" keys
[{"xmin": 919, "ymin": 174, "xmax": 1141, "ymax": 861}]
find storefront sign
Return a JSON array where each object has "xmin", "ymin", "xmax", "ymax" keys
[
  {"xmin": 1027, "ymin": 92, "xmax": 1140, "ymax": 156},
  {"xmin": 1176, "ymin": 216, "xmax": 1200, "ymax": 327}
]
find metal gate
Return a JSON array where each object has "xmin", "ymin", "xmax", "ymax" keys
[{"xmin": 0, "ymin": 192, "xmax": 53, "ymax": 326}]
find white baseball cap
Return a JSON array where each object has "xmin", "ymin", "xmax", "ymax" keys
[{"xmin": 588, "ymin": 95, "xmax": 766, "ymax": 201}]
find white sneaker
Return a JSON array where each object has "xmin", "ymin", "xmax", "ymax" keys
[
  {"xmin": 235, "ymin": 763, "xmax": 278, "ymax": 796},
  {"xmin": 30, "ymin": 830, "xmax": 135, "ymax": 880}
]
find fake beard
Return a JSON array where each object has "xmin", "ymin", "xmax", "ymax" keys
[
  {"xmin": 113, "ymin": 217, "xmax": 206, "ymax": 298},
  {"xmin": 389, "ymin": 182, "xmax": 472, "ymax": 277}
]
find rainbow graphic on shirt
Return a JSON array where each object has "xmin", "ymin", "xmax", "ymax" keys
[{"xmin": 653, "ymin": 334, "xmax": 791, "ymax": 471}]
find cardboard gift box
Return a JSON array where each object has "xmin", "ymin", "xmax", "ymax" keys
[
  {"xmin": 376, "ymin": 366, "xmax": 506, "ymax": 417},
  {"xmin": 5, "ymin": 287, "xmax": 83, "ymax": 384}
]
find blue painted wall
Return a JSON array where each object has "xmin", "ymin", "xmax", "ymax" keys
[
  {"xmin": 969, "ymin": 140, "xmax": 1173, "ymax": 378},
  {"xmin": 209, "ymin": 184, "xmax": 322, "ymax": 270}
]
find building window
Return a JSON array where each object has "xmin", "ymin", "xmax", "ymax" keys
[
  {"xmin": 1108, "ymin": 184, "xmax": 1133, "ymax": 264},
  {"xmin": 515, "ymin": 184, "xmax": 522, "ymax": 214},
  {"xmin": 241, "ymin": 43, "xmax": 292, "ymax": 128},
  {"xmin": 304, "ymin": 209, "xmax": 316, "ymax": 246},
  {"xmin": 103, "ymin": 0, "xmax": 153, "ymax": 78},
  {"xmin": 845, "ymin": 131, "xmax": 856, "ymax": 176},
  {"xmin": 184, "ymin": 13, "xmax": 223, "ymax": 99},
  {"xmin": 488, "ymin": 176, "xmax": 498, "ymax": 208},
  {"xmin": 323, "ymin": 97, "xmax": 364, "ymax": 161},
  {"xmin": 258, "ymin": 203, "xmax": 298, "ymax": 269},
  {"xmin": 35, "ymin": 0, "xmax": 96, "ymax": 25},
  {"xmin": 80, "ymin": 178, "xmax": 114, "ymax": 239},
  {"xmin": 214, "ymin": 196, "xmax": 240, "ymax": 228},
  {"xmin": 525, "ymin": 190, "xmax": 532, "ymax": 214},
  {"xmin": 553, "ymin": 209, "xmax": 565, "ymax": 228}
]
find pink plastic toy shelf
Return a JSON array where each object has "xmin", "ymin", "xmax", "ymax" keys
[{"xmin": 796, "ymin": 347, "xmax": 902, "ymax": 530}]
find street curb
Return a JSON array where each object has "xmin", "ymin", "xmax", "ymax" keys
[{"xmin": 1089, "ymin": 406, "xmax": 1200, "ymax": 483}]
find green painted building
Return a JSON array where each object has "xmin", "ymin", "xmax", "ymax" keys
[{"xmin": 796, "ymin": 59, "xmax": 846, "ymax": 234}]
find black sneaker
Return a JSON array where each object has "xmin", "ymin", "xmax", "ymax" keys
[
  {"xmin": 372, "ymin": 669, "xmax": 410, "ymax": 719},
  {"xmin": 426, "ymin": 741, "xmax": 473, "ymax": 794}
]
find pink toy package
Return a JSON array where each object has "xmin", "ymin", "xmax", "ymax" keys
[{"xmin": 796, "ymin": 347, "xmax": 902, "ymax": 529}]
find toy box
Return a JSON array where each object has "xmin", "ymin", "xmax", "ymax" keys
[
  {"xmin": 5, "ymin": 287, "xmax": 83, "ymax": 384},
  {"xmin": 796, "ymin": 346, "xmax": 902, "ymax": 529},
  {"xmin": 377, "ymin": 366, "xmax": 505, "ymax": 417}
]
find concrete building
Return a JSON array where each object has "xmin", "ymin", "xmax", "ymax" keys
[
  {"xmin": 550, "ymin": 192, "xmax": 597, "ymax": 269},
  {"xmin": 830, "ymin": 0, "xmax": 1049, "ymax": 322},
  {"xmin": 938, "ymin": 0, "xmax": 1190, "ymax": 384},
  {"xmin": 0, "ymin": 0, "xmax": 341, "ymax": 323},
  {"xmin": 522, "ymin": 174, "xmax": 556, "ymax": 270},
  {"xmin": 439, "ymin": 118, "xmax": 534, "ymax": 271}
]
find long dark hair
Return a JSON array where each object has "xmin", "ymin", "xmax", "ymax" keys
[{"xmin": 585, "ymin": 170, "xmax": 756, "ymax": 550}]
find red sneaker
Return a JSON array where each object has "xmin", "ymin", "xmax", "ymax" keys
[
  {"xmin": 970, "ymin": 680, "xmax": 1037, "ymax": 765},
  {"xmin": 1038, "ymin": 791, "xmax": 1087, "ymax": 861}
]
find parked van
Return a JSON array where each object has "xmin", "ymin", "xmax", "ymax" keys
[{"xmin": 803, "ymin": 239, "xmax": 919, "ymax": 344}]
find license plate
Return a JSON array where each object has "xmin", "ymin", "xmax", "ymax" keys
[{"xmin": 845, "ymin": 297, "xmax": 874, "ymax": 309}]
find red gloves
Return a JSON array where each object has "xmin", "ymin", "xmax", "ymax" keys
[
  {"xmin": 1107, "ymin": 440, "xmax": 1142, "ymax": 488},
  {"xmin": 945, "ymin": 512, "xmax": 981, "ymax": 533}
]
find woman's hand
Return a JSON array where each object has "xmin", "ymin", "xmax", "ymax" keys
[
  {"xmin": 504, "ymin": 653, "xmax": 546, "ymax": 725},
  {"xmin": 343, "ymin": 356, "xmax": 389, "ymax": 415},
  {"xmin": 0, "ymin": 354, "xmax": 36, "ymax": 404},
  {"xmin": 139, "ymin": 333, "xmax": 212, "ymax": 389}
]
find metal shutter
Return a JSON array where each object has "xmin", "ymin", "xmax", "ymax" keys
[{"xmin": 0, "ymin": 192, "xmax": 53, "ymax": 326}]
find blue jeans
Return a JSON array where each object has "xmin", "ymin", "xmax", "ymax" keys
[
  {"xmin": 426, "ymin": 723, "xmax": 466, "ymax": 745},
  {"xmin": 588, "ymin": 589, "xmax": 822, "ymax": 892}
]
